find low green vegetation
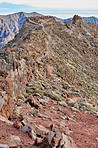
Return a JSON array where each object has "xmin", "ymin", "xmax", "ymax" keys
[
  {"xmin": 46, "ymin": 93, "xmax": 61, "ymax": 101},
  {"xmin": 27, "ymin": 88, "xmax": 45, "ymax": 96},
  {"xmin": 57, "ymin": 68, "xmax": 63, "ymax": 74}
]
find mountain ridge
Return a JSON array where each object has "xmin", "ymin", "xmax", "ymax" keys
[
  {"xmin": 0, "ymin": 12, "xmax": 43, "ymax": 49},
  {"xmin": 0, "ymin": 15, "xmax": 98, "ymax": 147},
  {"xmin": 0, "ymin": 11, "xmax": 98, "ymax": 50}
]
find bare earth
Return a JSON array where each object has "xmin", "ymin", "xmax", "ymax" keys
[{"xmin": 0, "ymin": 96, "xmax": 98, "ymax": 148}]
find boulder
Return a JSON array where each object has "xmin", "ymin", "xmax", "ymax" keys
[
  {"xmin": 35, "ymin": 125, "xmax": 49, "ymax": 137},
  {"xmin": 0, "ymin": 135, "xmax": 22, "ymax": 148},
  {"xmin": 0, "ymin": 144, "xmax": 8, "ymax": 148},
  {"xmin": 37, "ymin": 130, "xmax": 77, "ymax": 148}
]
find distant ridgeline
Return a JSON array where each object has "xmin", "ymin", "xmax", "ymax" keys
[
  {"xmin": 64, "ymin": 16, "xmax": 98, "ymax": 28},
  {"xmin": 0, "ymin": 12, "xmax": 42, "ymax": 50},
  {"xmin": 0, "ymin": 12, "xmax": 98, "ymax": 50}
]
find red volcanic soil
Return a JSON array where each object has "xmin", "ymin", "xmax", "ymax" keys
[
  {"xmin": 0, "ymin": 96, "xmax": 98, "ymax": 148},
  {"xmin": 68, "ymin": 112, "xmax": 98, "ymax": 148},
  {"xmin": 35, "ymin": 97, "xmax": 98, "ymax": 148},
  {"xmin": 0, "ymin": 120, "xmax": 36, "ymax": 148}
]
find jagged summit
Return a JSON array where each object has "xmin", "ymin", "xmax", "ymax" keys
[
  {"xmin": 72, "ymin": 15, "xmax": 83, "ymax": 24},
  {"xmin": 65, "ymin": 15, "xmax": 83, "ymax": 27}
]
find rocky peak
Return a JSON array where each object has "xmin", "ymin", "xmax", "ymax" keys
[
  {"xmin": 72, "ymin": 15, "xmax": 83, "ymax": 24},
  {"xmin": 65, "ymin": 15, "xmax": 83, "ymax": 28}
]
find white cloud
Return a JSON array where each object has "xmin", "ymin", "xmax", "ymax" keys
[{"xmin": 0, "ymin": 0, "xmax": 98, "ymax": 9}]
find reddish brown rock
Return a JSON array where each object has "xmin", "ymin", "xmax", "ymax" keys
[{"xmin": 0, "ymin": 134, "xmax": 22, "ymax": 148}]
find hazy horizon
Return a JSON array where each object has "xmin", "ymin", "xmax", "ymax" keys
[{"xmin": 0, "ymin": 1, "xmax": 98, "ymax": 19}]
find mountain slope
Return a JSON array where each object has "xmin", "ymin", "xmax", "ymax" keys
[
  {"xmin": 0, "ymin": 10, "xmax": 98, "ymax": 50},
  {"xmin": 1, "ymin": 15, "xmax": 98, "ymax": 113},
  {"xmin": 0, "ymin": 15, "xmax": 98, "ymax": 148},
  {"xmin": 0, "ymin": 12, "xmax": 42, "ymax": 49}
]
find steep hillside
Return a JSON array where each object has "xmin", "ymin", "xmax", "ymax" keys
[
  {"xmin": 0, "ymin": 12, "xmax": 42, "ymax": 49},
  {"xmin": 1, "ymin": 15, "xmax": 98, "ymax": 113},
  {"xmin": 0, "ymin": 15, "xmax": 98, "ymax": 148}
]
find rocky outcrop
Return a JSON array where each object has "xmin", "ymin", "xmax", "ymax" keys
[
  {"xmin": 0, "ymin": 57, "xmax": 27, "ymax": 118},
  {"xmin": 65, "ymin": 15, "xmax": 83, "ymax": 27},
  {"xmin": 72, "ymin": 15, "xmax": 83, "ymax": 24},
  {"xmin": 0, "ymin": 70, "xmax": 13, "ymax": 118}
]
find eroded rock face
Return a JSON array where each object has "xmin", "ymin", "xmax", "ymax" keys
[
  {"xmin": 0, "ymin": 58, "xmax": 27, "ymax": 118},
  {"xmin": 9, "ymin": 59, "xmax": 27, "ymax": 101},
  {"xmin": 0, "ymin": 70, "xmax": 13, "ymax": 118}
]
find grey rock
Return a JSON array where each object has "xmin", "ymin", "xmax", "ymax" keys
[
  {"xmin": 43, "ymin": 117, "xmax": 47, "ymax": 121},
  {"xmin": 38, "ymin": 112, "xmax": 50, "ymax": 119},
  {"xmin": 7, "ymin": 135, "xmax": 22, "ymax": 148},
  {"xmin": 30, "ymin": 130, "xmax": 37, "ymax": 140},
  {"xmin": 36, "ymin": 137, "xmax": 43, "ymax": 144},
  {"xmin": 21, "ymin": 125, "xmax": 31, "ymax": 133},
  {"xmin": 71, "ymin": 107, "xmax": 80, "ymax": 112},
  {"xmin": 35, "ymin": 125, "xmax": 49, "ymax": 137},
  {"xmin": 52, "ymin": 101, "xmax": 58, "ymax": 105},
  {"xmin": 0, "ymin": 98, "xmax": 4, "ymax": 111},
  {"xmin": 60, "ymin": 133, "xmax": 77, "ymax": 148},
  {"xmin": 48, "ymin": 131, "xmax": 54, "ymax": 145},
  {"xmin": 0, "ymin": 144, "xmax": 9, "ymax": 148},
  {"xmin": 1, "ymin": 91, "xmax": 6, "ymax": 97},
  {"xmin": 60, "ymin": 116, "xmax": 66, "ymax": 120}
]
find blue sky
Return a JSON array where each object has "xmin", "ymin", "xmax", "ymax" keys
[{"xmin": 0, "ymin": 1, "xmax": 98, "ymax": 18}]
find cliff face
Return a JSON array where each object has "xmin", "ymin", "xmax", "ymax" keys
[{"xmin": 0, "ymin": 12, "xmax": 42, "ymax": 49}]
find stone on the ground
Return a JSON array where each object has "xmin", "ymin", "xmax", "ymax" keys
[
  {"xmin": 30, "ymin": 129, "xmax": 37, "ymax": 140},
  {"xmin": 71, "ymin": 107, "xmax": 80, "ymax": 112},
  {"xmin": 0, "ymin": 144, "xmax": 8, "ymax": 148},
  {"xmin": 0, "ymin": 135, "xmax": 22, "ymax": 148},
  {"xmin": 35, "ymin": 125, "xmax": 49, "ymax": 137},
  {"xmin": 60, "ymin": 133, "xmax": 77, "ymax": 148},
  {"xmin": 0, "ymin": 98, "xmax": 4, "ymax": 111},
  {"xmin": 22, "ymin": 125, "xmax": 31, "ymax": 133},
  {"xmin": 37, "ymin": 129, "xmax": 77, "ymax": 148},
  {"xmin": 59, "ymin": 100, "xmax": 68, "ymax": 107},
  {"xmin": 48, "ymin": 131, "xmax": 54, "ymax": 145},
  {"xmin": 7, "ymin": 135, "xmax": 22, "ymax": 148}
]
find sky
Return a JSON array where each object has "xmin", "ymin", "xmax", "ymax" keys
[
  {"xmin": 0, "ymin": 0, "xmax": 98, "ymax": 18},
  {"xmin": 0, "ymin": 0, "xmax": 98, "ymax": 9}
]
